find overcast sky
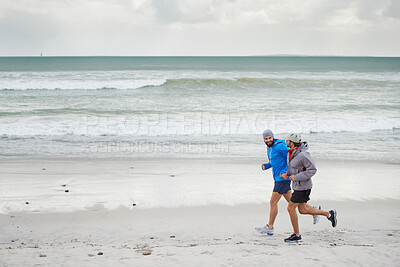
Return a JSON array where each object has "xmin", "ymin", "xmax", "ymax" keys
[{"xmin": 1, "ymin": 0, "xmax": 399, "ymax": 56}]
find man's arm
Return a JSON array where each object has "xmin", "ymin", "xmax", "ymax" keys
[
  {"xmin": 280, "ymin": 172, "xmax": 289, "ymax": 179},
  {"xmin": 262, "ymin": 147, "xmax": 272, "ymax": 170},
  {"xmin": 279, "ymin": 145, "xmax": 290, "ymax": 179},
  {"xmin": 261, "ymin": 163, "xmax": 272, "ymax": 170},
  {"xmin": 277, "ymin": 144, "xmax": 289, "ymax": 175},
  {"xmin": 279, "ymin": 143, "xmax": 289, "ymax": 158}
]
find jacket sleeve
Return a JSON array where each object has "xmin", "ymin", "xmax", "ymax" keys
[
  {"xmin": 285, "ymin": 154, "xmax": 291, "ymax": 176},
  {"xmin": 280, "ymin": 164, "xmax": 289, "ymax": 175},
  {"xmin": 280, "ymin": 144, "xmax": 289, "ymax": 158},
  {"xmin": 279, "ymin": 145, "xmax": 289, "ymax": 174},
  {"xmin": 293, "ymin": 153, "xmax": 317, "ymax": 181},
  {"xmin": 262, "ymin": 163, "xmax": 272, "ymax": 170}
]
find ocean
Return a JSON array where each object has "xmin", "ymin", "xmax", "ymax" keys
[{"xmin": 1, "ymin": 56, "xmax": 399, "ymax": 163}]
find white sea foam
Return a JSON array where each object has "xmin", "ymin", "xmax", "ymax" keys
[
  {"xmin": 0, "ymin": 78, "xmax": 166, "ymax": 90},
  {"xmin": 1, "ymin": 70, "xmax": 399, "ymax": 90},
  {"xmin": 0, "ymin": 115, "xmax": 399, "ymax": 136},
  {"xmin": 0, "ymin": 71, "xmax": 167, "ymax": 90}
]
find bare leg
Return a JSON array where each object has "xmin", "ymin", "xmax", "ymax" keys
[
  {"xmin": 298, "ymin": 203, "xmax": 329, "ymax": 217},
  {"xmin": 287, "ymin": 201, "xmax": 300, "ymax": 235},
  {"xmin": 282, "ymin": 190, "xmax": 292, "ymax": 203},
  {"xmin": 267, "ymin": 192, "xmax": 282, "ymax": 228}
]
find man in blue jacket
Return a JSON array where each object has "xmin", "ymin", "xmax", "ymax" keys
[{"xmin": 255, "ymin": 129, "xmax": 291, "ymax": 236}]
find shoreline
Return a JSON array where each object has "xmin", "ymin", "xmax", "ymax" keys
[
  {"xmin": 1, "ymin": 157, "xmax": 399, "ymax": 214},
  {"xmin": 3, "ymin": 198, "xmax": 399, "ymax": 220},
  {"xmin": 1, "ymin": 156, "xmax": 400, "ymax": 164}
]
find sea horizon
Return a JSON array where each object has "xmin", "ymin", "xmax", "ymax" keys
[{"xmin": 1, "ymin": 55, "xmax": 400, "ymax": 57}]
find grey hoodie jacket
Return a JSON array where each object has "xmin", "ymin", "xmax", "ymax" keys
[{"xmin": 287, "ymin": 141, "xmax": 317, "ymax": 191}]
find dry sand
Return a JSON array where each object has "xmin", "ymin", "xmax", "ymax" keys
[
  {"xmin": 1, "ymin": 200, "xmax": 399, "ymax": 266},
  {"xmin": 0, "ymin": 158, "xmax": 399, "ymax": 266}
]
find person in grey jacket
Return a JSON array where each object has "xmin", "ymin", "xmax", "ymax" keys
[{"xmin": 280, "ymin": 133, "xmax": 337, "ymax": 243}]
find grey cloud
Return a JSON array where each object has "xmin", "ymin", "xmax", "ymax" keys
[
  {"xmin": 0, "ymin": 9, "xmax": 61, "ymax": 40},
  {"xmin": 281, "ymin": 1, "xmax": 353, "ymax": 27},
  {"xmin": 354, "ymin": 0, "xmax": 391, "ymax": 21},
  {"xmin": 150, "ymin": 0, "xmax": 184, "ymax": 23},
  {"xmin": 150, "ymin": 0, "xmax": 219, "ymax": 24},
  {"xmin": 0, "ymin": 0, "xmax": 399, "ymax": 56},
  {"xmin": 0, "ymin": 12, "xmax": 60, "ymax": 55},
  {"xmin": 384, "ymin": 0, "xmax": 400, "ymax": 19}
]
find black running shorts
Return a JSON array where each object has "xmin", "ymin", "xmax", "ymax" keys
[{"xmin": 290, "ymin": 189, "xmax": 311, "ymax": 203}]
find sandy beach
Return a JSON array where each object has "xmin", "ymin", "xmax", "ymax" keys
[
  {"xmin": 0, "ymin": 158, "xmax": 399, "ymax": 266},
  {"xmin": 1, "ymin": 201, "xmax": 399, "ymax": 266}
]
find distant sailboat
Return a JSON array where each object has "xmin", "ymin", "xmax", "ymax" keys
[{"xmin": 41, "ymin": 52, "xmax": 43, "ymax": 57}]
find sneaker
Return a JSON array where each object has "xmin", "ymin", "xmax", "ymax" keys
[
  {"xmin": 328, "ymin": 209, "xmax": 337, "ymax": 227},
  {"xmin": 255, "ymin": 224, "xmax": 274, "ymax": 235},
  {"xmin": 313, "ymin": 205, "xmax": 321, "ymax": 224},
  {"xmin": 284, "ymin": 233, "xmax": 302, "ymax": 243}
]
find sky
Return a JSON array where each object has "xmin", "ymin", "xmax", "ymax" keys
[{"xmin": 0, "ymin": 0, "xmax": 399, "ymax": 56}]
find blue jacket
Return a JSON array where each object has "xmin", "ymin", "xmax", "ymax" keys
[{"xmin": 262, "ymin": 139, "xmax": 289, "ymax": 182}]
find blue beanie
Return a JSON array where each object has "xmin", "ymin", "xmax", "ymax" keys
[{"xmin": 262, "ymin": 129, "xmax": 274, "ymax": 139}]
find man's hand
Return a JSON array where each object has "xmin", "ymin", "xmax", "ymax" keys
[
  {"xmin": 280, "ymin": 173, "xmax": 289, "ymax": 179},
  {"xmin": 261, "ymin": 164, "xmax": 266, "ymax": 170},
  {"xmin": 289, "ymin": 175, "xmax": 295, "ymax": 181}
]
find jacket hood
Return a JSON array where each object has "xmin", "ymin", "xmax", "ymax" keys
[
  {"xmin": 274, "ymin": 138, "xmax": 286, "ymax": 145},
  {"xmin": 289, "ymin": 141, "xmax": 309, "ymax": 160},
  {"xmin": 298, "ymin": 141, "xmax": 309, "ymax": 152}
]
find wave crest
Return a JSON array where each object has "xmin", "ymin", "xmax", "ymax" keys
[{"xmin": 0, "ymin": 116, "xmax": 398, "ymax": 137}]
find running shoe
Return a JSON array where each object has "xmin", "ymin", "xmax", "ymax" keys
[
  {"xmin": 284, "ymin": 233, "xmax": 302, "ymax": 243},
  {"xmin": 328, "ymin": 209, "xmax": 337, "ymax": 227},
  {"xmin": 313, "ymin": 205, "xmax": 321, "ymax": 225},
  {"xmin": 255, "ymin": 224, "xmax": 274, "ymax": 235}
]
